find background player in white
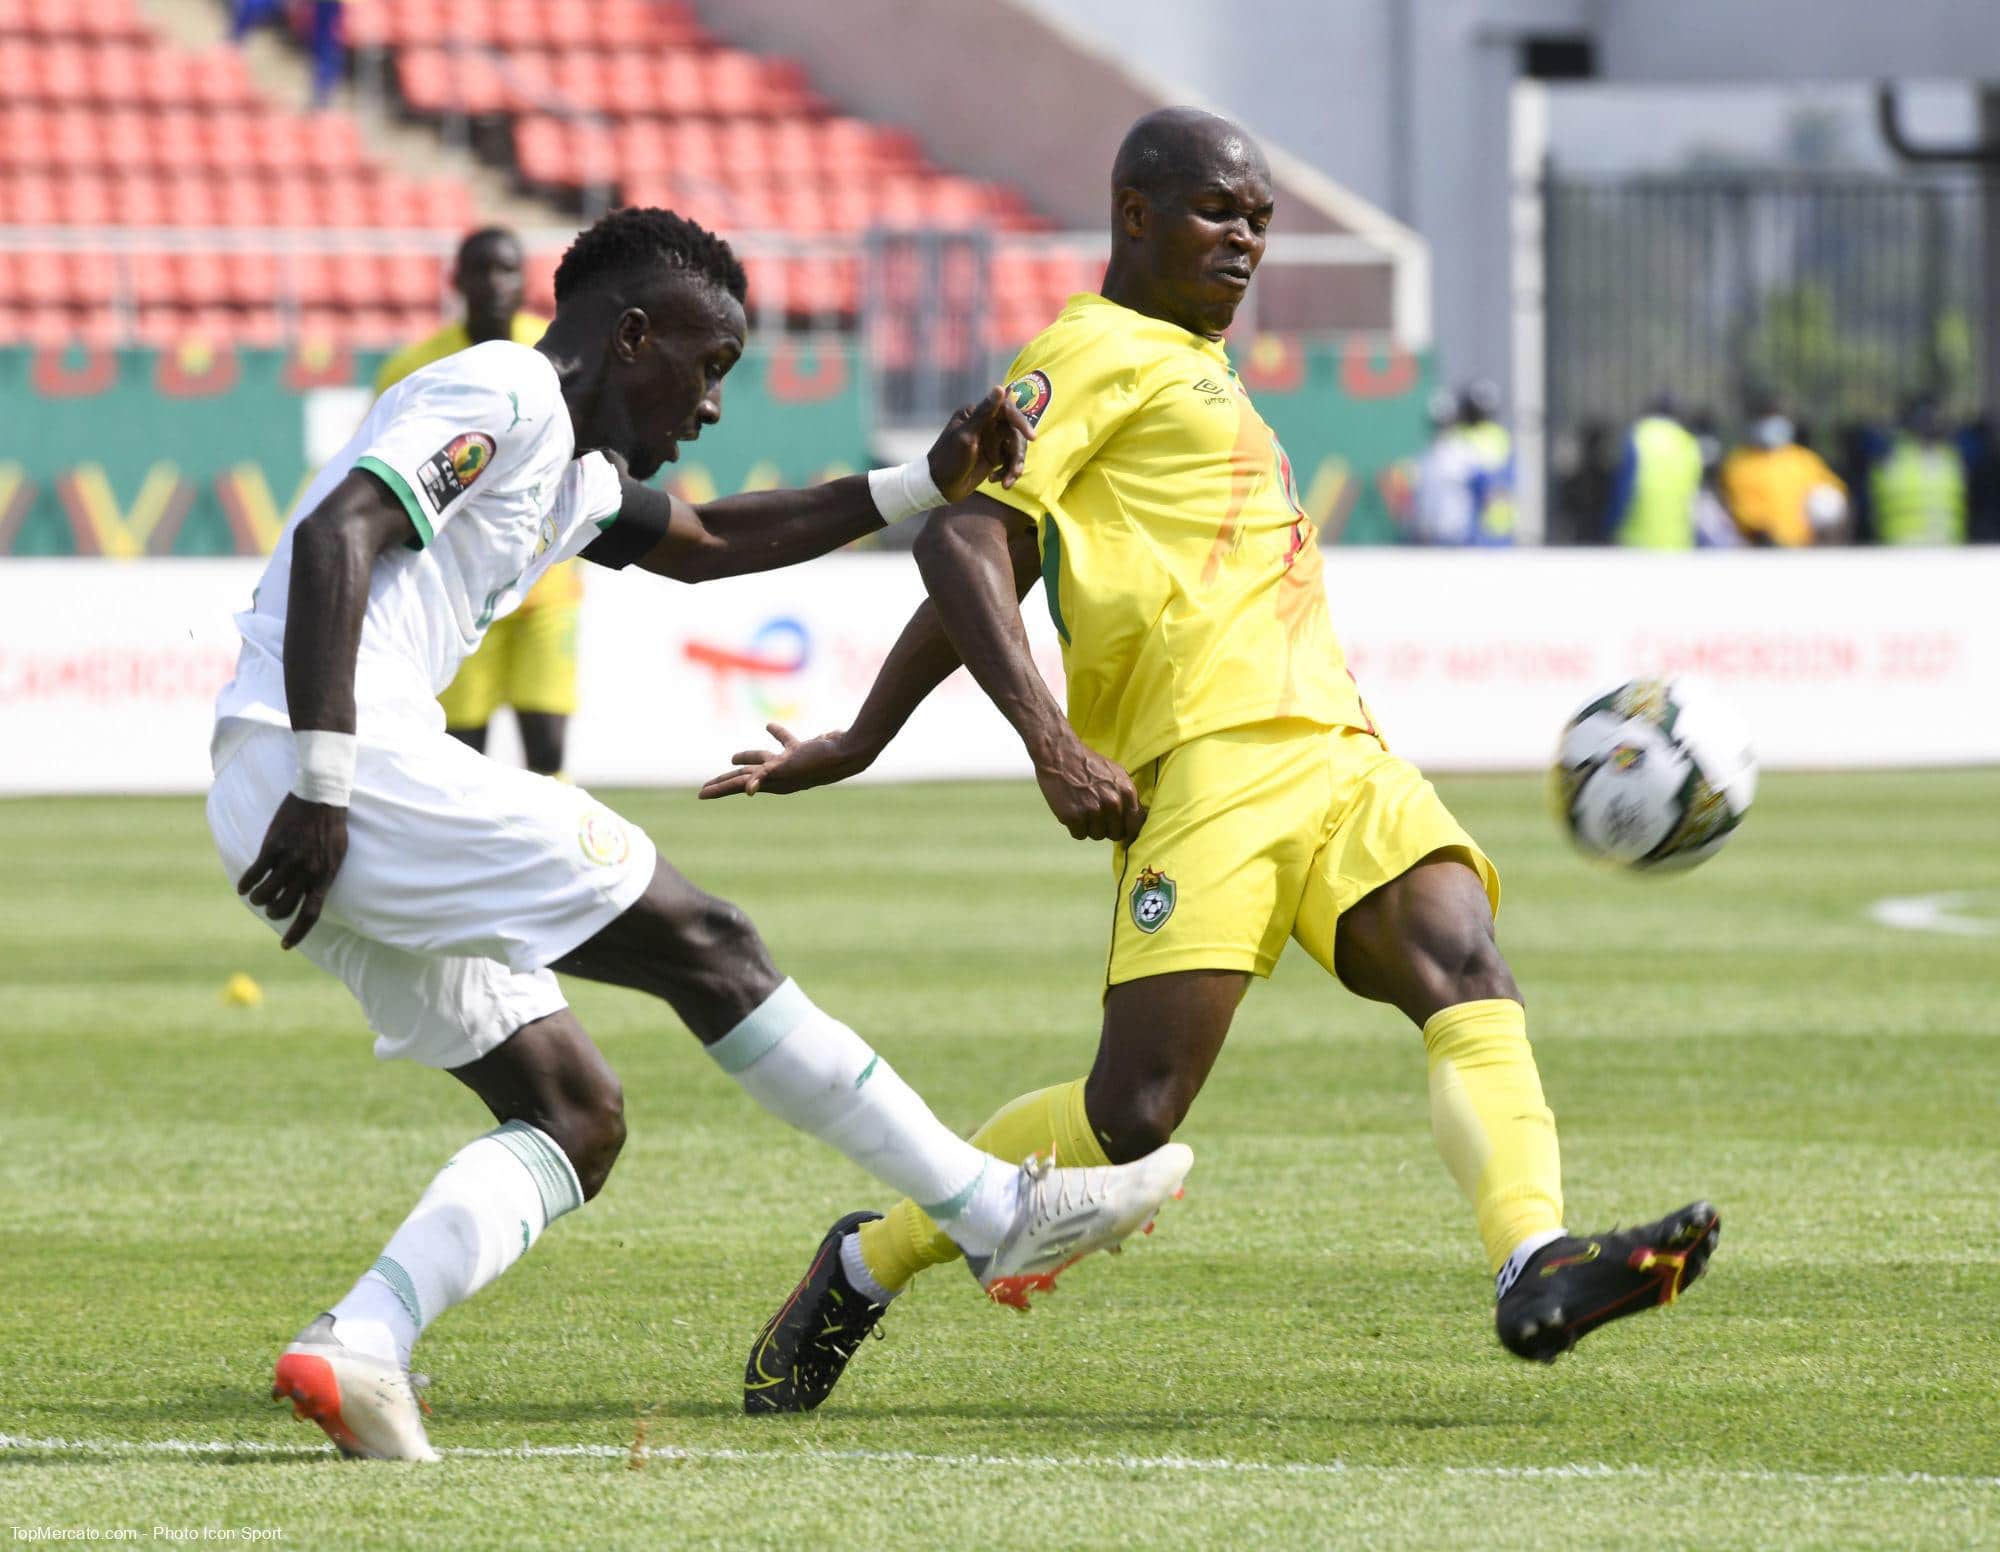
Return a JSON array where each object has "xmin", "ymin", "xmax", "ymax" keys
[{"xmin": 208, "ymin": 208, "xmax": 1191, "ymax": 1461}]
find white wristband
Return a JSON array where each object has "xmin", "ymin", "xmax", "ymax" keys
[
  {"xmin": 292, "ymin": 730, "xmax": 358, "ymax": 807},
  {"xmin": 867, "ymin": 457, "xmax": 946, "ymax": 524}
]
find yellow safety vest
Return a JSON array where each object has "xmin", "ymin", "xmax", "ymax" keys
[
  {"xmin": 1870, "ymin": 437, "xmax": 1966, "ymax": 546},
  {"xmin": 1618, "ymin": 416, "xmax": 1702, "ymax": 550}
]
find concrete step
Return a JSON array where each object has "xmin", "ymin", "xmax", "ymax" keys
[{"xmin": 133, "ymin": 0, "xmax": 576, "ymax": 235}]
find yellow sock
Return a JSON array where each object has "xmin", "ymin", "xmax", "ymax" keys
[
  {"xmin": 1423, "ymin": 998, "xmax": 1565, "ymax": 1273},
  {"xmin": 857, "ymin": 1079, "xmax": 1109, "ymax": 1293}
]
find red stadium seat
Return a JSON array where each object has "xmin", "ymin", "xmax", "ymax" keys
[
  {"xmin": 41, "ymin": 41, "xmax": 92, "ymax": 104},
  {"xmin": 380, "ymin": 252, "xmax": 443, "ymax": 307},
  {"xmin": 107, "ymin": 172, "xmax": 166, "ymax": 226},
  {"xmin": 702, "ymin": 50, "xmax": 768, "ymax": 118},
  {"xmin": 46, "ymin": 112, "xmax": 102, "ymax": 172},
  {"xmin": 224, "ymin": 251, "xmax": 282, "ymax": 306},
  {"xmin": 234, "ymin": 306, "xmax": 286, "ymax": 347},
  {"xmin": 315, "ymin": 175, "xmax": 371, "ymax": 227},
  {"xmin": 174, "ymin": 250, "xmax": 231, "ymax": 305},
  {"xmin": 58, "ymin": 175, "xmax": 116, "ymax": 226},
  {"xmin": 161, "ymin": 173, "xmax": 218, "ymax": 227},
  {"xmin": 513, "ymin": 115, "xmax": 569, "ymax": 186},
  {"xmin": 341, "ymin": 0, "xmax": 390, "ymax": 49},
  {"xmin": 87, "ymin": 42, "xmax": 146, "ymax": 105},
  {"xmin": 138, "ymin": 49, "xmax": 195, "ymax": 112},
  {"xmin": 328, "ymin": 252, "xmax": 382, "ymax": 307},
  {"xmin": 611, "ymin": 119, "xmax": 669, "ymax": 180},
  {"xmin": 303, "ymin": 114, "xmax": 369, "ymax": 175},
  {"xmin": 215, "ymin": 179, "xmax": 277, "ymax": 227},
  {"xmin": 601, "ymin": 52, "xmax": 662, "ymax": 115},
  {"xmin": 98, "ymin": 108, "xmax": 153, "ymax": 172},
  {"xmin": 716, "ymin": 122, "xmax": 773, "ymax": 180},
  {"xmin": 396, "ymin": 47, "xmax": 451, "ymax": 114}
]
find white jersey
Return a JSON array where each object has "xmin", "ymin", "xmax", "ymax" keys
[{"xmin": 212, "ymin": 341, "xmax": 623, "ymax": 752}]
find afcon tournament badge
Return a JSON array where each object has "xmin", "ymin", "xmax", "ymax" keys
[
  {"xmin": 417, "ymin": 430, "xmax": 497, "ymax": 512},
  {"xmin": 1128, "ymin": 866, "xmax": 1177, "ymax": 934},
  {"xmin": 577, "ymin": 808, "xmax": 631, "ymax": 867},
  {"xmin": 1007, "ymin": 369, "xmax": 1053, "ymax": 428}
]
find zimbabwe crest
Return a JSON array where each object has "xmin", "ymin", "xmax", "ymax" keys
[{"xmin": 1128, "ymin": 865, "xmax": 1176, "ymax": 934}]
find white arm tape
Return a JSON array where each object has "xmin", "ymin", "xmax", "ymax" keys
[
  {"xmin": 292, "ymin": 730, "xmax": 358, "ymax": 807},
  {"xmin": 867, "ymin": 458, "xmax": 947, "ymax": 524}
]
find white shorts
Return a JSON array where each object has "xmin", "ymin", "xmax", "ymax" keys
[{"xmin": 206, "ymin": 722, "xmax": 657, "ymax": 1069}]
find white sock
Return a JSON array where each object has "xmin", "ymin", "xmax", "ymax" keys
[
  {"xmin": 329, "ymin": 1120, "xmax": 584, "ymax": 1366},
  {"xmin": 840, "ymin": 1231, "xmax": 897, "ymax": 1305},
  {"xmin": 706, "ymin": 979, "xmax": 1019, "ymax": 1254},
  {"xmin": 1494, "ymin": 1226, "xmax": 1569, "ymax": 1302}
]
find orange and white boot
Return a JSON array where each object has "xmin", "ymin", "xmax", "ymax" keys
[
  {"xmin": 967, "ymin": 1142, "xmax": 1193, "ymax": 1311},
  {"xmin": 272, "ymin": 1314, "xmax": 439, "ymax": 1462}
]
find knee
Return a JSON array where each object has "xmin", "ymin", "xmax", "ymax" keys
[
  {"xmin": 1431, "ymin": 921, "xmax": 1518, "ymax": 1009},
  {"xmin": 1082, "ymin": 1075, "xmax": 1183, "ymax": 1164}
]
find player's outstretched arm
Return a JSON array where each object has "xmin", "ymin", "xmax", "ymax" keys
[
  {"xmin": 236, "ymin": 471, "xmax": 419, "ymax": 949},
  {"xmin": 599, "ymin": 387, "xmax": 1034, "ymax": 583},
  {"xmin": 699, "ymin": 526, "xmax": 1041, "ymax": 799},
  {"xmin": 913, "ymin": 497, "xmax": 1145, "ymax": 843}
]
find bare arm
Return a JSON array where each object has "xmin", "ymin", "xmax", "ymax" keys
[
  {"xmin": 699, "ymin": 526, "xmax": 1040, "ymax": 798},
  {"xmin": 593, "ymin": 386, "xmax": 1034, "ymax": 583},
  {"xmin": 914, "ymin": 495, "xmax": 1144, "ymax": 843},
  {"xmin": 237, "ymin": 470, "xmax": 416, "ymax": 947}
]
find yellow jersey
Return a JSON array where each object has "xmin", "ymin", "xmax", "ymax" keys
[
  {"xmin": 1720, "ymin": 443, "xmax": 1844, "ymax": 547},
  {"xmin": 373, "ymin": 312, "xmax": 582, "ymax": 610},
  {"xmin": 984, "ymin": 292, "xmax": 1370, "ymax": 773}
]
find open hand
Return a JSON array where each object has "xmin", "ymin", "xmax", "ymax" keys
[
  {"xmin": 1033, "ymin": 730, "xmax": 1147, "ymax": 843},
  {"xmin": 699, "ymin": 723, "xmax": 877, "ymax": 800},
  {"xmin": 236, "ymin": 793, "xmax": 348, "ymax": 949},
  {"xmin": 925, "ymin": 385, "xmax": 1037, "ymax": 502}
]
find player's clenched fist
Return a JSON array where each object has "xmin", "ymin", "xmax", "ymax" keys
[
  {"xmin": 1032, "ymin": 729, "xmax": 1148, "ymax": 843},
  {"xmin": 925, "ymin": 385, "xmax": 1038, "ymax": 500}
]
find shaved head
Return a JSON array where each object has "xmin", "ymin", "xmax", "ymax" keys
[
  {"xmin": 1101, "ymin": 107, "xmax": 1275, "ymax": 339},
  {"xmin": 1112, "ymin": 107, "xmax": 1268, "ymax": 199}
]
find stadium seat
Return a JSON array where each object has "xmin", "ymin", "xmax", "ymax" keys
[
  {"xmin": 58, "ymin": 175, "xmax": 116, "ymax": 226},
  {"xmin": 224, "ymin": 251, "xmax": 282, "ymax": 307}
]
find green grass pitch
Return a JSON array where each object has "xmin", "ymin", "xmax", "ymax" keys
[{"xmin": 3, "ymin": 770, "xmax": 1997, "ymax": 1549}]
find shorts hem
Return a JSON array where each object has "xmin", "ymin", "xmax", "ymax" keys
[{"xmin": 1106, "ymin": 948, "xmax": 1272, "ymax": 989}]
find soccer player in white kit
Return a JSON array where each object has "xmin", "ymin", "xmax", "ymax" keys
[{"xmin": 207, "ymin": 208, "xmax": 1191, "ymax": 1461}]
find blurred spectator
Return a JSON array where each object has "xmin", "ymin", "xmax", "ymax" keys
[
  {"xmin": 233, "ymin": 0, "xmax": 345, "ymax": 107},
  {"xmin": 1688, "ymin": 408, "xmax": 1741, "ymax": 547},
  {"xmin": 1607, "ymin": 395, "xmax": 1702, "ymax": 549},
  {"xmin": 1408, "ymin": 381, "xmax": 1514, "ymax": 545},
  {"xmin": 1956, "ymin": 415, "xmax": 2000, "ymax": 544},
  {"xmin": 1719, "ymin": 399, "xmax": 1848, "ymax": 546},
  {"xmin": 1553, "ymin": 419, "xmax": 1617, "ymax": 545},
  {"xmin": 1870, "ymin": 395, "xmax": 1966, "ymax": 545}
]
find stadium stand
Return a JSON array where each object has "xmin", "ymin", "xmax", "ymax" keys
[{"xmin": 0, "ymin": 0, "xmax": 1095, "ymax": 348}]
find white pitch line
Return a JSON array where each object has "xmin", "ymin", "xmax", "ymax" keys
[
  {"xmin": 2, "ymin": 1434, "xmax": 1995, "ymax": 1491},
  {"xmin": 1867, "ymin": 892, "xmax": 2000, "ymax": 937}
]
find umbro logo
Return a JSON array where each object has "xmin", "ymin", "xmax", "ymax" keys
[{"xmin": 1192, "ymin": 377, "xmax": 1225, "ymax": 394}]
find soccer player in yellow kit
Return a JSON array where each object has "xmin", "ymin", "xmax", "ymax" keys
[
  {"xmin": 376, "ymin": 226, "xmax": 581, "ymax": 776},
  {"xmin": 717, "ymin": 109, "xmax": 1718, "ymax": 1411}
]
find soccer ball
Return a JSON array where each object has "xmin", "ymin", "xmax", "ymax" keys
[{"xmin": 1553, "ymin": 677, "xmax": 1756, "ymax": 870}]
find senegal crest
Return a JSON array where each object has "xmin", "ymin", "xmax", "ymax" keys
[
  {"xmin": 1007, "ymin": 369, "xmax": 1053, "ymax": 427},
  {"xmin": 1128, "ymin": 865, "xmax": 1176, "ymax": 934},
  {"xmin": 577, "ymin": 808, "xmax": 630, "ymax": 867}
]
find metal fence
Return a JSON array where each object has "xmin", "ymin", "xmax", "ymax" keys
[{"xmin": 1545, "ymin": 170, "xmax": 1988, "ymax": 442}]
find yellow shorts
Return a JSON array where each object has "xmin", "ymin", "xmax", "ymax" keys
[
  {"xmin": 1106, "ymin": 721, "xmax": 1500, "ymax": 987},
  {"xmin": 437, "ymin": 602, "xmax": 580, "ymax": 727}
]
